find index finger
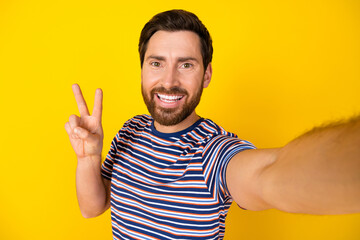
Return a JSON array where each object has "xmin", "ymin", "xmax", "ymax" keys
[{"xmin": 72, "ymin": 84, "xmax": 90, "ymax": 116}]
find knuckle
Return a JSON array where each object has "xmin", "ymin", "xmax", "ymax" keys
[
  {"xmin": 69, "ymin": 114, "xmax": 79, "ymax": 124},
  {"xmin": 82, "ymin": 131, "xmax": 89, "ymax": 138}
]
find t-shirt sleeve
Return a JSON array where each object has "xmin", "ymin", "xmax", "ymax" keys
[
  {"xmin": 202, "ymin": 136, "xmax": 256, "ymax": 204},
  {"xmin": 220, "ymin": 139, "xmax": 256, "ymax": 201},
  {"xmin": 101, "ymin": 118, "xmax": 133, "ymax": 180},
  {"xmin": 101, "ymin": 132, "xmax": 119, "ymax": 180}
]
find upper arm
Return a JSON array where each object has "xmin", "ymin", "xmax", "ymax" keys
[
  {"xmin": 102, "ymin": 177, "xmax": 112, "ymax": 211},
  {"xmin": 226, "ymin": 148, "xmax": 280, "ymax": 211}
]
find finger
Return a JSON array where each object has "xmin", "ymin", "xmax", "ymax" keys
[
  {"xmin": 92, "ymin": 88, "xmax": 103, "ymax": 121},
  {"xmin": 64, "ymin": 122, "xmax": 72, "ymax": 135},
  {"xmin": 69, "ymin": 114, "xmax": 80, "ymax": 130},
  {"xmin": 69, "ymin": 115, "xmax": 80, "ymax": 138},
  {"xmin": 68, "ymin": 115, "xmax": 81, "ymax": 139},
  {"xmin": 72, "ymin": 84, "xmax": 90, "ymax": 116},
  {"xmin": 65, "ymin": 122, "xmax": 78, "ymax": 139}
]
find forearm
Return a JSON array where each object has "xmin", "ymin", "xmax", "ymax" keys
[
  {"xmin": 262, "ymin": 117, "xmax": 360, "ymax": 214},
  {"xmin": 76, "ymin": 155, "xmax": 110, "ymax": 218}
]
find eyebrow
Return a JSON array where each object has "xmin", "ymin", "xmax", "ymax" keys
[
  {"xmin": 146, "ymin": 55, "xmax": 165, "ymax": 61},
  {"xmin": 177, "ymin": 57, "xmax": 199, "ymax": 63},
  {"xmin": 146, "ymin": 55, "xmax": 200, "ymax": 63}
]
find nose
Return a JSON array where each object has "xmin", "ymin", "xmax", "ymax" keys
[{"xmin": 161, "ymin": 66, "xmax": 180, "ymax": 89}]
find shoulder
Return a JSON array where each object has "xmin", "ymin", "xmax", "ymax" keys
[
  {"xmin": 111, "ymin": 115, "xmax": 153, "ymax": 144},
  {"xmin": 196, "ymin": 118, "xmax": 256, "ymax": 158},
  {"xmin": 126, "ymin": 114, "xmax": 153, "ymax": 127},
  {"xmin": 118, "ymin": 114, "xmax": 152, "ymax": 132},
  {"xmin": 199, "ymin": 118, "xmax": 254, "ymax": 146},
  {"xmin": 197, "ymin": 118, "xmax": 232, "ymax": 136}
]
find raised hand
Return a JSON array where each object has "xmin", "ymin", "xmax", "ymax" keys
[{"xmin": 65, "ymin": 84, "xmax": 104, "ymax": 160}]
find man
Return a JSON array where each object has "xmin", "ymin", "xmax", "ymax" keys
[{"xmin": 65, "ymin": 10, "xmax": 360, "ymax": 239}]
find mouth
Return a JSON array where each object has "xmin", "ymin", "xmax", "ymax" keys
[{"xmin": 156, "ymin": 93, "xmax": 184, "ymax": 103}]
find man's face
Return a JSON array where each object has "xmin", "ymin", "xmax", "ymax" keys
[{"xmin": 141, "ymin": 30, "xmax": 212, "ymax": 126}]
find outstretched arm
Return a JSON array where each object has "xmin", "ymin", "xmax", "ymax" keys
[
  {"xmin": 227, "ymin": 116, "xmax": 360, "ymax": 214},
  {"xmin": 64, "ymin": 84, "xmax": 110, "ymax": 218}
]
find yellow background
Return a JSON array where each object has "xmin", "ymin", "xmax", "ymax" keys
[{"xmin": 1, "ymin": 0, "xmax": 359, "ymax": 239}]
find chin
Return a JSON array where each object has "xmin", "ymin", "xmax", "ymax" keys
[{"xmin": 152, "ymin": 107, "xmax": 190, "ymax": 126}]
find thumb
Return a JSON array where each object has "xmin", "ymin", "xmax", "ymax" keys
[{"xmin": 74, "ymin": 127, "xmax": 91, "ymax": 140}]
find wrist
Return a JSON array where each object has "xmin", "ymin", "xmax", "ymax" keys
[{"xmin": 77, "ymin": 155, "xmax": 102, "ymax": 165}]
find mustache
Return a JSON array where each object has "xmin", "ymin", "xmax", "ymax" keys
[{"xmin": 151, "ymin": 86, "xmax": 188, "ymax": 96}]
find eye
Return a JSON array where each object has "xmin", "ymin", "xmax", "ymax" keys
[
  {"xmin": 151, "ymin": 61, "xmax": 161, "ymax": 67},
  {"xmin": 181, "ymin": 63, "xmax": 193, "ymax": 69}
]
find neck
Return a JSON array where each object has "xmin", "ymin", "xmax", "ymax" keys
[{"xmin": 154, "ymin": 111, "xmax": 200, "ymax": 133}]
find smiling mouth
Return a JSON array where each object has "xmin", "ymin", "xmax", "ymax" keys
[{"xmin": 156, "ymin": 93, "xmax": 184, "ymax": 103}]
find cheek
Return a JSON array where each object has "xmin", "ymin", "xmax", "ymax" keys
[
  {"xmin": 142, "ymin": 69, "xmax": 161, "ymax": 87},
  {"xmin": 187, "ymin": 74, "xmax": 204, "ymax": 90}
]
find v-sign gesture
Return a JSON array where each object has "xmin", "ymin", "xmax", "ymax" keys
[
  {"xmin": 65, "ymin": 84, "xmax": 110, "ymax": 218},
  {"xmin": 65, "ymin": 84, "xmax": 104, "ymax": 160}
]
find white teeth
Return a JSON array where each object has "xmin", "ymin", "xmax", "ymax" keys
[{"xmin": 157, "ymin": 93, "xmax": 183, "ymax": 102}]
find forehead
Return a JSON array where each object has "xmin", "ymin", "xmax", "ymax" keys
[{"xmin": 145, "ymin": 30, "xmax": 202, "ymax": 59}]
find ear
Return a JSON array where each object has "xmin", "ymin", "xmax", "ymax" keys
[{"xmin": 203, "ymin": 63, "xmax": 212, "ymax": 88}]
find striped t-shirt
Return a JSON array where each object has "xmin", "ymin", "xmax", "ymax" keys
[{"xmin": 101, "ymin": 115, "xmax": 255, "ymax": 240}]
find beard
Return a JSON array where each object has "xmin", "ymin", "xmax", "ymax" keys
[{"xmin": 141, "ymin": 82, "xmax": 203, "ymax": 126}]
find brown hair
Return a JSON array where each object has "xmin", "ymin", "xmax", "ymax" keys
[{"xmin": 138, "ymin": 9, "xmax": 213, "ymax": 69}]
